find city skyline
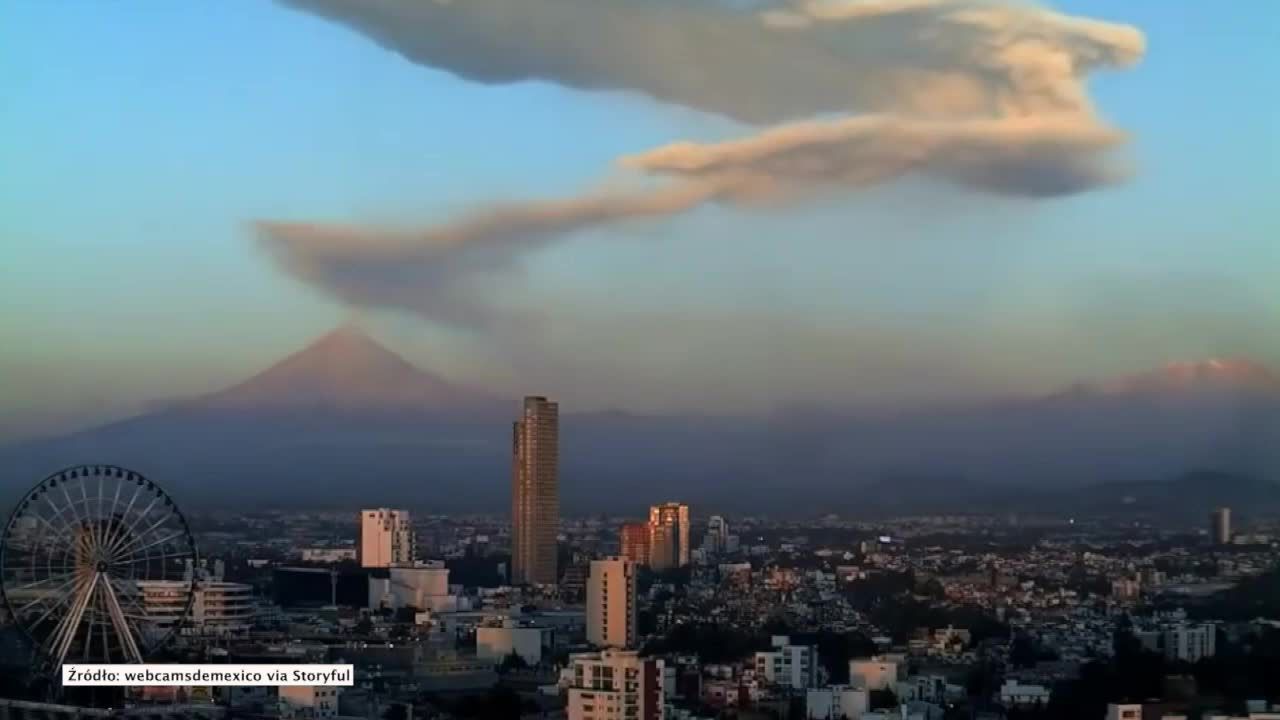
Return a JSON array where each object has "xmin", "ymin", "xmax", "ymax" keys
[
  {"xmin": 2, "ymin": 0, "xmax": 1277, "ymax": 441},
  {"xmin": 4, "ymin": 479, "xmax": 1271, "ymax": 716}
]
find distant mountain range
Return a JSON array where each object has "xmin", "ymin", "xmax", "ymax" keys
[
  {"xmin": 1, "ymin": 327, "xmax": 1277, "ymax": 515},
  {"xmin": 1051, "ymin": 358, "xmax": 1280, "ymax": 400},
  {"xmin": 856, "ymin": 470, "xmax": 1280, "ymax": 520}
]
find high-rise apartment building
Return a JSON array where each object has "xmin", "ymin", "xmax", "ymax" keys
[
  {"xmin": 560, "ymin": 561, "xmax": 590, "ymax": 604},
  {"xmin": 755, "ymin": 635, "xmax": 820, "ymax": 690},
  {"xmin": 1210, "ymin": 507, "xmax": 1231, "ymax": 545},
  {"xmin": 649, "ymin": 523, "xmax": 676, "ymax": 572},
  {"xmin": 512, "ymin": 396, "xmax": 560, "ymax": 585},
  {"xmin": 648, "ymin": 502, "xmax": 690, "ymax": 571},
  {"xmin": 587, "ymin": 557, "xmax": 637, "ymax": 649},
  {"xmin": 1136, "ymin": 623, "xmax": 1217, "ymax": 663},
  {"xmin": 620, "ymin": 522, "xmax": 652, "ymax": 567},
  {"xmin": 566, "ymin": 650, "xmax": 664, "ymax": 720},
  {"xmin": 357, "ymin": 509, "xmax": 414, "ymax": 568},
  {"xmin": 703, "ymin": 515, "xmax": 729, "ymax": 554}
]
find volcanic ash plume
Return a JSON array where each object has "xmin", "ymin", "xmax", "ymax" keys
[{"xmin": 260, "ymin": 0, "xmax": 1145, "ymax": 323}]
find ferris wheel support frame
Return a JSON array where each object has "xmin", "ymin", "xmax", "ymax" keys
[{"xmin": 0, "ymin": 464, "xmax": 198, "ymax": 671}]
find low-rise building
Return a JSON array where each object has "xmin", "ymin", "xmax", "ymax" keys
[
  {"xmin": 897, "ymin": 674, "xmax": 960, "ymax": 705},
  {"xmin": 368, "ymin": 563, "xmax": 463, "ymax": 612},
  {"xmin": 755, "ymin": 635, "xmax": 820, "ymax": 690},
  {"xmin": 278, "ymin": 686, "xmax": 340, "ymax": 720},
  {"xmin": 849, "ymin": 658, "xmax": 898, "ymax": 691},
  {"xmin": 299, "ymin": 548, "xmax": 357, "ymax": 563},
  {"xmin": 1136, "ymin": 623, "xmax": 1217, "ymax": 663},
  {"xmin": 475, "ymin": 619, "xmax": 553, "ymax": 666},
  {"xmin": 806, "ymin": 685, "xmax": 869, "ymax": 720},
  {"xmin": 1000, "ymin": 679, "xmax": 1051, "ymax": 708},
  {"xmin": 137, "ymin": 580, "xmax": 255, "ymax": 635}
]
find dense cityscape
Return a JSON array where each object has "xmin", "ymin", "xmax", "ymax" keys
[
  {"xmin": 4, "ymin": 0, "xmax": 1278, "ymax": 718},
  {"xmin": 3, "ymin": 395, "xmax": 1279, "ymax": 720}
]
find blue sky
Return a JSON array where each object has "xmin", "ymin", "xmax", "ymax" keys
[{"xmin": 1, "ymin": 0, "xmax": 1276, "ymax": 439}]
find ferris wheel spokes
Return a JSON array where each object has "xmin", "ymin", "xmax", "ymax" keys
[{"xmin": 0, "ymin": 465, "xmax": 197, "ymax": 668}]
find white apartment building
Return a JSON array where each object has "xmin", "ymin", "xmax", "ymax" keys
[
  {"xmin": 703, "ymin": 515, "xmax": 729, "ymax": 554},
  {"xmin": 566, "ymin": 649, "xmax": 665, "ymax": 720},
  {"xmin": 358, "ymin": 508, "xmax": 414, "ymax": 568},
  {"xmin": 137, "ymin": 580, "xmax": 255, "ymax": 635},
  {"xmin": 897, "ymin": 674, "xmax": 960, "ymax": 705},
  {"xmin": 755, "ymin": 636, "xmax": 820, "ymax": 690},
  {"xmin": 368, "ymin": 563, "xmax": 463, "ymax": 612},
  {"xmin": 806, "ymin": 685, "xmax": 868, "ymax": 720},
  {"xmin": 587, "ymin": 557, "xmax": 637, "ymax": 649},
  {"xmin": 1163, "ymin": 623, "xmax": 1217, "ymax": 663},
  {"xmin": 1137, "ymin": 623, "xmax": 1217, "ymax": 663}
]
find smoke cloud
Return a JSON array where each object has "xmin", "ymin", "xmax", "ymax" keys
[
  {"xmin": 257, "ymin": 181, "xmax": 725, "ymax": 326},
  {"xmin": 261, "ymin": 0, "xmax": 1145, "ymax": 324},
  {"xmin": 279, "ymin": 0, "xmax": 1141, "ymax": 122}
]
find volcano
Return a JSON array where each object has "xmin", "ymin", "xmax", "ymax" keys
[{"xmin": 188, "ymin": 324, "xmax": 502, "ymax": 412}]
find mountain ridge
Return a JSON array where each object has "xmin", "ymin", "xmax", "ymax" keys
[
  {"xmin": 2, "ymin": 331, "xmax": 1277, "ymax": 512},
  {"xmin": 1050, "ymin": 357, "xmax": 1280, "ymax": 401}
]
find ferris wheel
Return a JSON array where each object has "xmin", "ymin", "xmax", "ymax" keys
[{"xmin": 0, "ymin": 465, "xmax": 198, "ymax": 668}]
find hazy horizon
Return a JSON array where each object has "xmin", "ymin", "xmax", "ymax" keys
[{"xmin": 4, "ymin": 321, "xmax": 1279, "ymax": 445}]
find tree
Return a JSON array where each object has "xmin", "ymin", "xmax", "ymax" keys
[
  {"xmin": 498, "ymin": 650, "xmax": 529, "ymax": 674},
  {"xmin": 785, "ymin": 630, "xmax": 877, "ymax": 683},
  {"xmin": 921, "ymin": 577, "xmax": 947, "ymax": 599},
  {"xmin": 638, "ymin": 608, "xmax": 658, "ymax": 636},
  {"xmin": 869, "ymin": 689, "xmax": 898, "ymax": 710},
  {"xmin": 1009, "ymin": 634, "xmax": 1039, "ymax": 669},
  {"xmin": 642, "ymin": 623, "xmax": 770, "ymax": 664},
  {"xmin": 966, "ymin": 662, "xmax": 998, "ymax": 701},
  {"xmin": 393, "ymin": 605, "xmax": 421, "ymax": 623},
  {"xmin": 448, "ymin": 687, "xmax": 524, "ymax": 719}
]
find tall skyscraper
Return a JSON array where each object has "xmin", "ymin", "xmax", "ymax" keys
[
  {"xmin": 1210, "ymin": 507, "xmax": 1232, "ymax": 546},
  {"xmin": 648, "ymin": 502, "xmax": 690, "ymax": 571},
  {"xmin": 587, "ymin": 557, "xmax": 637, "ymax": 649},
  {"xmin": 620, "ymin": 522, "xmax": 652, "ymax": 567},
  {"xmin": 512, "ymin": 396, "xmax": 559, "ymax": 585},
  {"xmin": 358, "ymin": 509, "xmax": 414, "ymax": 568},
  {"xmin": 704, "ymin": 515, "xmax": 729, "ymax": 554}
]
